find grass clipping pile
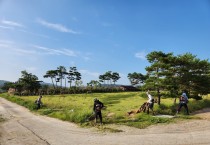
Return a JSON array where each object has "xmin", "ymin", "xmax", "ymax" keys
[{"xmin": 127, "ymin": 102, "xmax": 150, "ymax": 115}]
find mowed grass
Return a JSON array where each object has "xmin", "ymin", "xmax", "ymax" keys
[{"xmin": 1, "ymin": 92, "xmax": 210, "ymax": 129}]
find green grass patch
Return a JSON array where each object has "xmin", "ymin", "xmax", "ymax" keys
[
  {"xmin": 1, "ymin": 92, "xmax": 210, "ymax": 129},
  {"xmin": 118, "ymin": 113, "xmax": 173, "ymax": 128}
]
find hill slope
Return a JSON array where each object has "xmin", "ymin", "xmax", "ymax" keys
[{"xmin": 0, "ymin": 80, "xmax": 10, "ymax": 87}]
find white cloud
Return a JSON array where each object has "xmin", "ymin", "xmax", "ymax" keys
[
  {"xmin": 135, "ymin": 51, "xmax": 147, "ymax": 60},
  {"xmin": 0, "ymin": 42, "xmax": 85, "ymax": 59},
  {"xmin": 0, "ymin": 25, "xmax": 13, "ymax": 29},
  {"xmin": 0, "ymin": 43, "xmax": 8, "ymax": 47},
  {"xmin": 19, "ymin": 29, "xmax": 50, "ymax": 39},
  {"xmin": 37, "ymin": 18, "xmax": 80, "ymax": 34},
  {"xmin": 0, "ymin": 40, "xmax": 13, "ymax": 47},
  {"xmin": 62, "ymin": 48, "xmax": 77, "ymax": 56},
  {"xmin": 14, "ymin": 48, "xmax": 37, "ymax": 55},
  {"xmin": 32, "ymin": 45, "xmax": 77, "ymax": 57},
  {"xmin": 1, "ymin": 20, "xmax": 24, "ymax": 27},
  {"xmin": 0, "ymin": 22, "xmax": 50, "ymax": 39},
  {"xmin": 0, "ymin": 40, "xmax": 14, "ymax": 44},
  {"xmin": 0, "ymin": 41, "xmax": 37, "ymax": 55}
]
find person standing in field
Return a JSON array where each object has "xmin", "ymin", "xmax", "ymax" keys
[
  {"xmin": 93, "ymin": 98, "xmax": 104, "ymax": 124},
  {"xmin": 146, "ymin": 91, "xmax": 155, "ymax": 115},
  {"xmin": 35, "ymin": 95, "xmax": 43, "ymax": 110},
  {"xmin": 176, "ymin": 91, "xmax": 189, "ymax": 115}
]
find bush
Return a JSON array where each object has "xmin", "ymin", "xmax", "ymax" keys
[{"xmin": 191, "ymin": 95, "xmax": 202, "ymax": 100}]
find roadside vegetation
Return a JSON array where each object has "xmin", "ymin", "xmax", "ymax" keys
[
  {"xmin": 1, "ymin": 51, "xmax": 209, "ymax": 100},
  {"xmin": 0, "ymin": 50, "xmax": 209, "ymax": 131},
  {"xmin": 1, "ymin": 92, "xmax": 210, "ymax": 129}
]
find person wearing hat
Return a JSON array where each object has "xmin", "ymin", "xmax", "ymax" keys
[
  {"xmin": 176, "ymin": 91, "xmax": 189, "ymax": 115},
  {"xmin": 93, "ymin": 98, "xmax": 104, "ymax": 124}
]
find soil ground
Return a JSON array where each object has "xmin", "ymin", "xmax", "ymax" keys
[{"xmin": 1, "ymin": 97, "xmax": 210, "ymax": 145}]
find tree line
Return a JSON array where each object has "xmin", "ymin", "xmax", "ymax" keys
[
  {"xmin": 145, "ymin": 51, "xmax": 210, "ymax": 104},
  {"xmin": 1, "ymin": 51, "xmax": 210, "ymax": 104}
]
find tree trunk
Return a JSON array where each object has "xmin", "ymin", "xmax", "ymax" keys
[
  {"xmin": 157, "ymin": 88, "xmax": 160, "ymax": 105},
  {"xmin": 69, "ymin": 81, "xmax": 72, "ymax": 88},
  {"xmin": 51, "ymin": 78, "xmax": 55, "ymax": 89},
  {"xmin": 65, "ymin": 78, "xmax": 66, "ymax": 88}
]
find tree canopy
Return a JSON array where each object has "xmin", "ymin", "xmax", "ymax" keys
[{"xmin": 145, "ymin": 51, "xmax": 210, "ymax": 104}]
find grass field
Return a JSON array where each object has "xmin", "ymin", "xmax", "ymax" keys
[{"xmin": 1, "ymin": 92, "xmax": 210, "ymax": 129}]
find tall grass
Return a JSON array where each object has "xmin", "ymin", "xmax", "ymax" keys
[{"xmin": 1, "ymin": 92, "xmax": 210, "ymax": 129}]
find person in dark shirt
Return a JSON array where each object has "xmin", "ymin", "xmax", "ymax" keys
[
  {"xmin": 176, "ymin": 91, "xmax": 189, "ymax": 115},
  {"xmin": 93, "ymin": 98, "xmax": 104, "ymax": 124},
  {"xmin": 35, "ymin": 95, "xmax": 43, "ymax": 110}
]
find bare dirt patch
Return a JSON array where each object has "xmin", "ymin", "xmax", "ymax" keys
[{"xmin": 192, "ymin": 108, "xmax": 210, "ymax": 120}]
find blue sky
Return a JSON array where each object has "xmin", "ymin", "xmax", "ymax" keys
[{"xmin": 0, "ymin": 0, "xmax": 210, "ymax": 85}]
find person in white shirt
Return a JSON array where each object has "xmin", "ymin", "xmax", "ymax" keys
[{"xmin": 146, "ymin": 91, "xmax": 155, "ymax": 115}]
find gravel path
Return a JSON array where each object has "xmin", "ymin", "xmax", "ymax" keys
[{"xmin": 1, "ymin": 97, "xmax": 210, "ymax": 145}]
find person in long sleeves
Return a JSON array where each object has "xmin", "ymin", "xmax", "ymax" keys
[
  {"xmin": 35, "ymin": 95, "xmax": 43, "ymax": 110},
  {"xmin": 146, "ymin": 91, "xmax": 155, "ymax": 115},
  {"xmin": 93, "ymin": 98, "xmax": 104, "ymax": 124},
  {"xmin": 176, "ymin": 91, "xmax": 189, "ymax": 115}
]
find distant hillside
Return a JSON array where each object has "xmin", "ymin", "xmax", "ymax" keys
[
  {"xmin": 0, "ymin": 80, "xmax": 52, "ymax": 87},
  {"xmin": 0, "ymin": 80, "xmax": 10, "ymax": 87}
]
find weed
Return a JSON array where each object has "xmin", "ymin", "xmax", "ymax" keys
[{"xmin": 1, "ymin": 92, "xmax": 210, "ymax": 129}]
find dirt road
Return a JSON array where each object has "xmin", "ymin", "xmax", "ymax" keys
[{"xmin": 1, "ymin": 97, "xmax": 210, "ymax": 145}]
